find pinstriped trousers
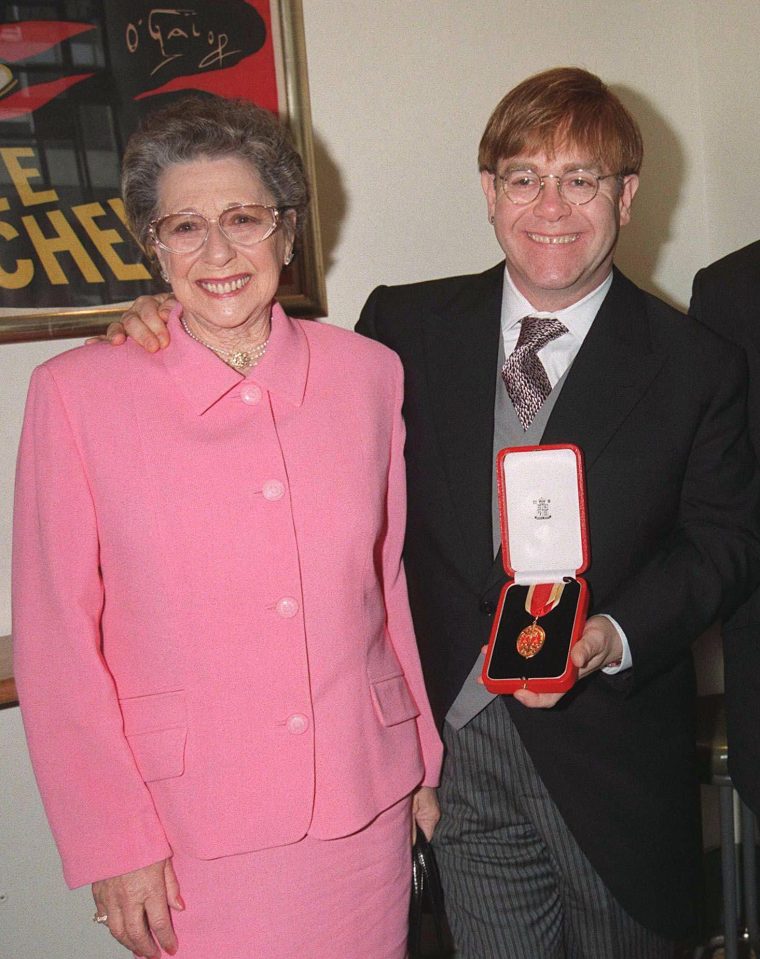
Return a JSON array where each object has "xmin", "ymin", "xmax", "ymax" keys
[{"xmin": 433, "ymin": 699, "xmax": 673, "ymax": 959}]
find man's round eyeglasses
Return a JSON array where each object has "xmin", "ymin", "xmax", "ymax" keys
[
  {"xmin": 149, "ymin": 203, "xmax": 285, "ymax": 254},
  {"xmin": 496, "ymin": 170, "xmax": 621, "ymax": 206}
]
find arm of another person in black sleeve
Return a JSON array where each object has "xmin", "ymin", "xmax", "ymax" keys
[{"xmin": 690, "ymin": 264, "xmax": 760, "ymax": 817}]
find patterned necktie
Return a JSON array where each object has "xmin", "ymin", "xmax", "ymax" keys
[{"xmin": 502, "ymin": 315, "xmax": 568, "ymax": 429}]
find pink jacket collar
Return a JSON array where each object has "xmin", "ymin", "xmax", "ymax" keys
[{"xmin": 161, "ymin": 301, "xmax": 310, "ymax": 415}]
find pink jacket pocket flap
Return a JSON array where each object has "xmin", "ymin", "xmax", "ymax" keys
[
  {"xmin": 119, "ymin": 689, "xmax": 187, "ymax": 782},
  {"xmin": 125, "ymin": 725, "xmax": 187, "ymax": 782},
  {"xmin": 120, "ymin": 689, "xmax": 186, "ymax": 735},
  {"xmin": 371, "ymin": 674, "xmax": 420, "ymax": 727}
]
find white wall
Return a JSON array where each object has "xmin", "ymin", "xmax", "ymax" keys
[{"xmin": 3, "ymin": 1, "xmax": 758, "ymax": 953}]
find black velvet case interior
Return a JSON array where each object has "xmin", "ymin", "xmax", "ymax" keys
[{"xmin": 487, "ymin": 579, "xmax": 581, "ymax": 680}]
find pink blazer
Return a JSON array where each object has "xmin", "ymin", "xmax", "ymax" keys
[{"xmin": 13, "ymin": 305, "xmax": 442, "ymax": 889}]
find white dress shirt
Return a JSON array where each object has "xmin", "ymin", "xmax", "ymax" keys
[{"xmin": 499, "ymin": 268, "xmax": 631, "ymax": 674}]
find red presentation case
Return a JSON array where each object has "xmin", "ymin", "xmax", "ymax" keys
[{"xmin": 482, "ymin": 444, "xmax": 590, "ymax": 695}]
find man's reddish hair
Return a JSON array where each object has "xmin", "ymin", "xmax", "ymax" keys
[{"xmin": 478, "ymin": 67, "xmax": 643, "ymax": 176}]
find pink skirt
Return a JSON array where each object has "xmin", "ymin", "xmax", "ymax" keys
[{"xmin": 163, "ymin": 796, "xmax": 412, "ymax": 959}]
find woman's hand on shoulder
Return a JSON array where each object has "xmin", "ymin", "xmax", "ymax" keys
[
  {"xmin": 92, "ymin": 857, "xmax": 184, "ymax": 957},
  {"xmin": 86, "ymin": 293, "xmax": 177, "ymax": 351},
  {"xmin": 412, "ymin": 785, "xmax": 441, "ymax": 841}
]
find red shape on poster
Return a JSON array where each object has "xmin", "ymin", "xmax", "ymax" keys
[
  {"xmin": 0, "ymin": 20, "xmax": 95, "ymax": 62},
  {"xmin": 0, "ymin": 73, "xmax": 95, "ymax": 120}
]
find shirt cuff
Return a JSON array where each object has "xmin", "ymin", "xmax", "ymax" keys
[{"xmin": 599, "ymin": 614, "xmax": 632, "ymax": 674}]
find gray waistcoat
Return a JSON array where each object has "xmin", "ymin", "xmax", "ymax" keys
[{"xmin": 445, "ymin": 338, "xmax": 571, "ymax": 729}]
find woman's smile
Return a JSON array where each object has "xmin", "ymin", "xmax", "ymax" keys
[{"xmin": 196, "ymin": 273, "xmax": 253, "ymax": 296}]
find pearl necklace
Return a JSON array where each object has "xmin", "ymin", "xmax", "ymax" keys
[{"xmin": 180, "ymin": 316, "xmax": 269, "ymax": 372}]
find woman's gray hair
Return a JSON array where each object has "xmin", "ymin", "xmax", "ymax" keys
[{"xmin": 121, "ymin": 94, "xmax": 309, "ymax": 265}]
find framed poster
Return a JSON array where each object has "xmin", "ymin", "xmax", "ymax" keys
[{"xmin": 0, "ymin": 0, "xmax": 326, "ymax": 343}]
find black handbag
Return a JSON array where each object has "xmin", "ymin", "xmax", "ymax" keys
[{"xmin": 408, "ymin": 831, "xmax": 451, "ymax": 958}]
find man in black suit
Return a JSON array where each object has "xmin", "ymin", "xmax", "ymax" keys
[
  {"xmin": 107, "ymin": 69, "xmax": 760, "ymax": 958},
  {"xmin": 357, "ymin": 69, "xmax": 760, "ymax": 958},
  {"xmin": 690, "ymin": 240, "xmax": 760, "ymax": 819}
]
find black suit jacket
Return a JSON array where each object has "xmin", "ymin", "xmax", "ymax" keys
[
  {"xmin": 691, "ymin": 239, "xmax": 760, "ymax": 818},
  {"xmin": 358, "ymin": 264, "xmax": 760, "ymax": 939}
]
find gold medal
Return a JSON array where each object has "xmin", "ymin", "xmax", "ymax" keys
[
  {"xmin": 516, "ymin": 623, "xmax": 546, "ymax": 658},
  {"xmin": 516, "ymin": 582, "xmax": 565, "ymax": 659}
]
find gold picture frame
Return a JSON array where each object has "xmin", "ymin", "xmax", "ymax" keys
[{"xmin": 0, "ymin": 0, "xmax": 326, "ymax": 344}]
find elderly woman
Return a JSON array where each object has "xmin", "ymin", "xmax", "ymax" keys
[{"xmin": 13, "ymin": 95, "xmax": 442, "ymax": 959}]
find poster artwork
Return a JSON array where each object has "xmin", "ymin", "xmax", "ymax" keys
[{"xmin": 0, "ymin": 1, "xmax": 280, "ymax": 311}]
